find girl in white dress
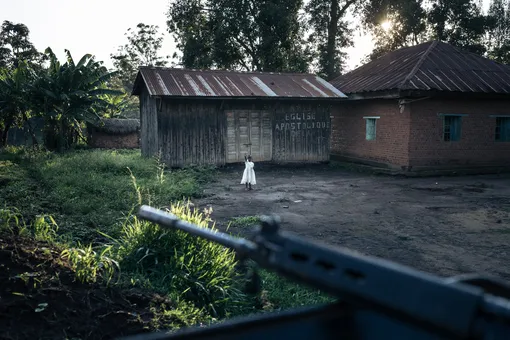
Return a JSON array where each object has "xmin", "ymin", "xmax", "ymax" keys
[{"xmin": 241, "ymin": 155, "xmax": 256, "ymax": 190}]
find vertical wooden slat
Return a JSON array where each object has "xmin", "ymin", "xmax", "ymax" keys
[{"xmin": 269, "ymin": 101, "xmax": 331, "ymax": 163}]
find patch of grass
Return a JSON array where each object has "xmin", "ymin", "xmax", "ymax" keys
[
  {"xmin": 112, "ymin": 201, "xmax": 248, "ymax": 319},
  {"xmin": 0, "ymin": 148, "xmax": 217, "ymax": 242},
  {"xmin": 61, "ymin": 244, "xmax": 119, "ymax": 284},
  {"xmin": 229, "ymin": 216, "xmax": 260, "ymax": 229},
  {"xmin": 258, "ymin": 270, "xmax": 334, "ymax": 311},
  {"xmin": 0, "ymin": 207, "xmax": 28, "ymax": 236}
]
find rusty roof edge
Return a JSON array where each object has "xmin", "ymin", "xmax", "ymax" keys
[
  {"xmin": 399, "ymin": 41, "xmax": 438, "ymax": 90},
  {"xmin": 344, "ymin": 85, "xmax": 510, "ymax": 99},
  {"xmin": 155, "ymin": 95, "xmax": 349, "ymax": 101}
]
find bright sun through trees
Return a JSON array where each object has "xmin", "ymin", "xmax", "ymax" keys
[{"xmin": 381, "ymin": 20, "xmax": 392, "ymax": 32}]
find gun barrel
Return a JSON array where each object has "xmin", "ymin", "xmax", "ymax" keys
[{"xmin": 138, "ymin": 205, "xmax": 257, "ymax": 255}]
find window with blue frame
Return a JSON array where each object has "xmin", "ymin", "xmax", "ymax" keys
[
  {"xmin": 364, "ymin": 117, "xmax": 378, "ymax": 141},
  {"xmin": 443, "ymin": 115, "xmax": 462, "ymax": 142},
  {"xmin": 495, "ymin": 117, "xmax": 510, "ymax": 142}
]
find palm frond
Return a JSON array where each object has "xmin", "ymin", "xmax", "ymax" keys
[{"xmin": 76, "ymin": 54, "xmax": 90, "ymax": 68}]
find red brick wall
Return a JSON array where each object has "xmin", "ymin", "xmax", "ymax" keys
[
  {"xmin": 408, "ymin": 98, "xmax": 510, "ymax": 168},
  {"xmin": 331, "ymin": 99, "xmax": 411, "ymax": 168},
  {"xmin": 89, "ymin": 132, "xmax": 140, "ymax": 149}
]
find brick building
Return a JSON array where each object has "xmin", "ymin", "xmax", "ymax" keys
[{"xmin": 329, "ymin": 41, "xmax": 510, "ymax": 173}]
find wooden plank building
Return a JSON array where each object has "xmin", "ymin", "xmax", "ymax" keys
[{"xmin": 132, "ymin": 67, "xmax": 347, "ymax": 167}]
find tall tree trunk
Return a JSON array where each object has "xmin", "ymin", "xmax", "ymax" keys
[
  {"xmin": 326, "ymin": 0, "xmax": 340, "ymax": 80},
  {"xmin": 325, "ymin": 0, "xmax": 357, "ymax": 80}
]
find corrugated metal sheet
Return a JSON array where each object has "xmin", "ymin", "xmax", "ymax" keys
[
  {"xmin": 330, "ymin": 41, "xmax": 510, "ymax": 95},
  {"xmin": 133, "ymin": 67, "xmax": 347, "ymax": 99}
]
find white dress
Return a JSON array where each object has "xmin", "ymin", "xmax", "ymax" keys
[{"xmin": 241, "ymin": 161, "xmax": 256, "ymax": 185}]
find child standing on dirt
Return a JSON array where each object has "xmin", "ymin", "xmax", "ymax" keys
[{"xmin": 241, "ymin": 155, "xmax": 256, "ymax": 190}]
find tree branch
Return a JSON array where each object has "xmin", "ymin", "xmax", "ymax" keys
[
  {"xmin": 232, "ymin": 35, "xmax": 260, "ymax": 70},
  {"xmin": 339, "ymin": 0, "xmax": 358, "ymax": 18}
]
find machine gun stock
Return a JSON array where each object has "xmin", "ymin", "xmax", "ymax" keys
[{"xmin": 123, "ymin": 205, "xmax": 510, "ymax": 340}]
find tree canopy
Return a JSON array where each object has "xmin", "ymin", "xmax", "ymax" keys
[
  {"xmin": 0, "ymin": 20, "xmax": 44, "ymax": 70},
  {"xmin": 111, "ymin": 23, "xmax": 169, "ymax": 93},
  {"xmin": 166, "ymin": 0, "xmax": 311, "ymax": 73},
  {"xmin": 486, "ymin": 0, "xmax": 510, "ymax": 64},
  {"xmin": 165, "ymin": 0, "xmax": 510, "ymax": 80},
  {"xmin": 0, "ymin": 20, "xmax": 124, "ymax": 150}
]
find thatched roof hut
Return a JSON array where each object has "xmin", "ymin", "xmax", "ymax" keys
[
  {"xmin": 92, "ymin": 118, "xmax": 140, "ymax": 134},
  {"xmin": 88, "ymin": 118, "xmax": 140, "ymax": 149}
]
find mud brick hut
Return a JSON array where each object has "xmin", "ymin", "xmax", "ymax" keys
[
  {"xmin": 329, "ymin": 41, "xmax": 510, "ymax": 173},
  {"xmin": 132, "ymin": 67, "xmax": 347, "ymax": 167},
  {"xmin": 87, "ymin": 118, "xmax": 140, "ymax": 149}
]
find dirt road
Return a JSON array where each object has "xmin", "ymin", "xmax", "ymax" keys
[{"xmin": 195, "ymin": 164, "xmax": 510, "ymax": 281}]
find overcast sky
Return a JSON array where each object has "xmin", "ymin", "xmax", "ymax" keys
[{"xmin": 1, "ymin": 0, "xmax": 491, "ymax": 72}]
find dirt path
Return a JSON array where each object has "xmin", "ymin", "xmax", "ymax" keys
[{"xmin": 196, "ymin": 165, "xmax": 510, "ymax": 280}]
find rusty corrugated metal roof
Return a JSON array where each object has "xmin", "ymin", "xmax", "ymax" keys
[
  {"xmin": 132, "ymin": 67, "xmax": 347, "ymax": 99},
  {"xmin": 330, "ymin": 41, "xmax": 510, "ymax": 95}
]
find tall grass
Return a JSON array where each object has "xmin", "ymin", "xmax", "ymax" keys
[
  {"xmin": 113, "ymin": 202, "xmax": 247, "ymax": 318},
  {"xmin": 0, "ymin": 148, "xmax": 217, "ymax": 242}
]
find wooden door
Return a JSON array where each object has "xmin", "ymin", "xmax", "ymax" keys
[{"xmin": 226, "ymin": 110, "xmax": 272, "ymax": 163}]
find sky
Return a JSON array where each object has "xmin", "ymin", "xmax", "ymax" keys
[{"xmin": 1, "ymin": 0, "xmax": 492, "ymax": 73}]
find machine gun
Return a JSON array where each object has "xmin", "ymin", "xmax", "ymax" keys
[{"xmin": 122, "ymin": 205, "xmax": 510, "ymax": 340}]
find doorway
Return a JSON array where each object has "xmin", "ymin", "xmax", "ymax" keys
[{"xmin": 226, "ymin": 110, "xmax": 272, "ymax": 163}]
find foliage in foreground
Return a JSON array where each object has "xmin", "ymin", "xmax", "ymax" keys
[{"xmin": 0, "ymin": 147, "xmax": 332, "ymax": 330}]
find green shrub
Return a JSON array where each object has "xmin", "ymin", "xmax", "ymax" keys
[
  {"xmin": 61, "ymin": 244, "xmax": 119, "ymax": 284},
  {"xmin": 114, "ymin": 201, "xmax": 247, "ymax": 318},
  {"xmin": 0, "ymin": 207, "xmax": 28, "ymax": 235},
  {"xmin": 33, "ymin": 215, "xmax": 58, "ymax": 243}
]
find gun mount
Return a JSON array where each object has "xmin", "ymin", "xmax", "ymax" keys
[{"xmin": 120, "ymin": 205, "xmax": 510, "ymax": 340}]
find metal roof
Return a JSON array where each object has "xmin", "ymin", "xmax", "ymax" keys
[
  {"xmin": 132, "ymin": 67, "xmax": 347, "ymax": 99},
  {"xmin": 330, "ymin": 41, "xmax": 510, "ymax": 95}
]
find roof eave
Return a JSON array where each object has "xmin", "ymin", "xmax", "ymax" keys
[
  {"xmin": 343, "ymin": 89, "xmax": 510, "ymax": 100},
  {"xmin": 342, "ymin": 90, "xmax": 402, "ymax": 100},
  {"xmin": 152, "ymin": 95, "xmax": 349, "ymax": 101}
]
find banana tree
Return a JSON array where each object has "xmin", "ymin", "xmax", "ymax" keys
[
  {"xmin": 0, "ymin": 62, "xmax": 38, "ymax": 146},
  {"xmin": 33, "ymin": 48, "xmax": 121, "ymax": 151}
]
